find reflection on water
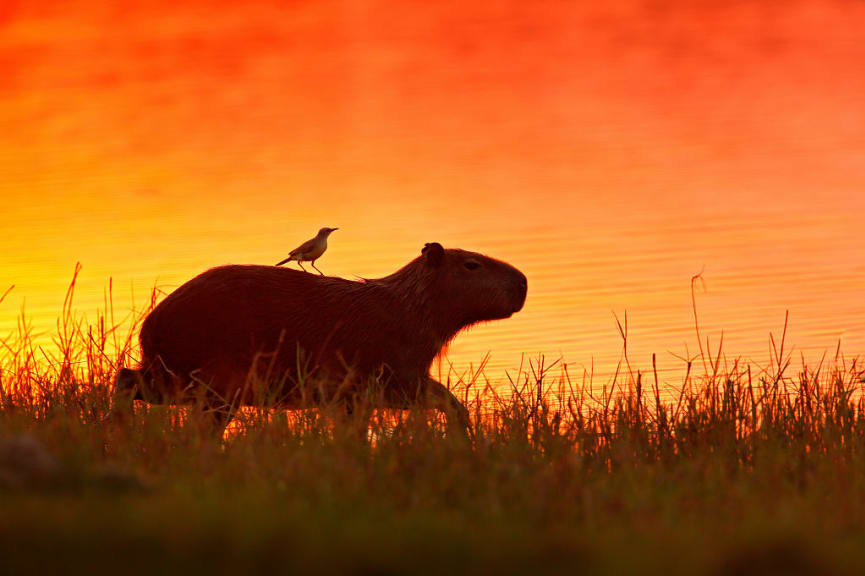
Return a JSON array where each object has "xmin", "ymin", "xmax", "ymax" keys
[{"xmin": 1, "ymin": 1, "xmax": 864, "ymax": 387}]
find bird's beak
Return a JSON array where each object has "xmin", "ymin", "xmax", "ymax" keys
[{"xmin": 331, "ymin": 228, "xmax": 339, "ymax": 232}]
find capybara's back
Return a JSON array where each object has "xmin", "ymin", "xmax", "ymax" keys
[{"xmin": 117, "ymin": 242, "xmax": 527, "ymax": 434}]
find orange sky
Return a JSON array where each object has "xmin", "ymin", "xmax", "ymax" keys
[{"xmin": 2, "ymin": 0, "xmax": 865, "ymax": 384}]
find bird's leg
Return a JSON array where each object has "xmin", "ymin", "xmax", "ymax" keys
[
  {"xmin": 311, "ymin": 260, "xmax": 324, "ymax": 275},
  {"xmin": 298, "ymin": 261, "xmax": 307, "ymax": 273}
]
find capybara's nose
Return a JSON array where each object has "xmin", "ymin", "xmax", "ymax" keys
[{"xmin": 512, "ymin": 272, "xmax": 528, "ymax": 311}]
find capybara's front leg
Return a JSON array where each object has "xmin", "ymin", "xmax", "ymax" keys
[{"xmin": 421, "ymin": 378, "xmax": 472, "ymax": 440}]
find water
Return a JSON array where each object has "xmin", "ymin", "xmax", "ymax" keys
[{"xmin": 2, "ymin": 0, "xmax": 864, "ymax": 387}]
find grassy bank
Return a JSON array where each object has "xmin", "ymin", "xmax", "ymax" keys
[{"xmin": 2, "ymin": 279, "xmax": 865, "ymax": 575}]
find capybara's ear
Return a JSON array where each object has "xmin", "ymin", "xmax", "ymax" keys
[{"xmin": 422, "ymin": 242, "xmax": 444, "ymax": 266}]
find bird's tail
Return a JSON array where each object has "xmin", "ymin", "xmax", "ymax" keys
[{"xmin": 275, "ymin": 255, "xmax": 295, "ymax": 266}]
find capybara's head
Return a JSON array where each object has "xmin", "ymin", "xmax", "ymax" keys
[{"xmin": 418, "ymin": 242, "xmax": 527, "ymax": 325}]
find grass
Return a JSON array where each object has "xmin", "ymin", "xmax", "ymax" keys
[{"xmin": 2, "ymin": 273, "xmax": 865, "ymax": 575}]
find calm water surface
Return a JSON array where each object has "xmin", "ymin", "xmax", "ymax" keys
[{"xmin": 2, "ymin": 1, "xmax": 864, "ymax": 388}]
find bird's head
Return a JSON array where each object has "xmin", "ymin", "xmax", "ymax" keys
[{"xmin": 318, "ymin": 227, "xmax": 338, "ymax": 236}]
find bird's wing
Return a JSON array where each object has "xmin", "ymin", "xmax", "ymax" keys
[
  {"xmin": 276, "ymin": 236, "xmax": 318, "ymax": 265},
  {"xmin": 290, "ymin": 237, "xmax": 319, "ymax": 256}
]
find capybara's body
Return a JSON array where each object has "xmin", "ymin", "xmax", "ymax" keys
[{"xmin": 115, "ymin": 243, "xmax": 527, "ymax": 434}]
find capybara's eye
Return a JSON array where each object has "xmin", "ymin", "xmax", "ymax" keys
[{"xmin": 464, "ymin": 260, "xmax": 481, "ymax": 271}]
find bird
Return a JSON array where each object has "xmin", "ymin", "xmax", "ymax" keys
[{"xmin": 276, "ymin": 227, "xmax": 338, "ymax": 275}]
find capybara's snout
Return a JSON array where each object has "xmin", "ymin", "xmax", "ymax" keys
[
  {"xmin": 507, "ymin": 268, "xmax": 528, "ymax": 314},
  {"xmin": 511, "ymin": 269, "xmax": 528, "ymax": 313},
  {"xmin": 478, "ymin": 260, "xmax": 527, "ymax": 319},
  {"xmin": 482, "ymin": 261, "xmax": 527, "ymax": 318}
]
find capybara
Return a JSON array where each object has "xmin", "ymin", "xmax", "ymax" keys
[{"xmin": 114, "ymin": 242, "xmax": 527, "ymax": 436}]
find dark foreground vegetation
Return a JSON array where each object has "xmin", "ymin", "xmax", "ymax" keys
[{"xmin": 2, "ymin": 280, "xmax": 865, "ymax": 575}]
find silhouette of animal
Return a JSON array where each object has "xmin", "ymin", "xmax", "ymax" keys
[
  {"xmin": 276, "ymin": 227, "xmax": 338, "ymax": 274},
  {"xmin": 114, "ymin": 242, "xmax": 527, "ymax": 437}
]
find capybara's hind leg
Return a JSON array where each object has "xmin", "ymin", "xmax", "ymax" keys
[
  {"xmin": 104, "ymin": 367, "xmax": 143, "ymax": 423},
  {"xmin": 190, "ymin": 396, "xmax": 235, "ymax": 440},
  {"xmin": 190, "ymin": 362, "xmax": 248, "ymax": 439}
]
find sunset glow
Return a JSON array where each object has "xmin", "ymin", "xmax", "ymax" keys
[
  {"xmin": 7, "ymin": 4, "xmax": 865, "ymax": 573},
  {"xmin": 2, "ymin": 0, "xmax": 864, "ymax": 386}
]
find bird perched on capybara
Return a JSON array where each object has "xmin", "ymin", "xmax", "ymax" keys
[
  {"xmin": 114, "ymin": 242, "xmax": 527, "ymax": 437},
  {"xmin": 276, "ymin": 227, "xmax": 338, "ymax": 274}
]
